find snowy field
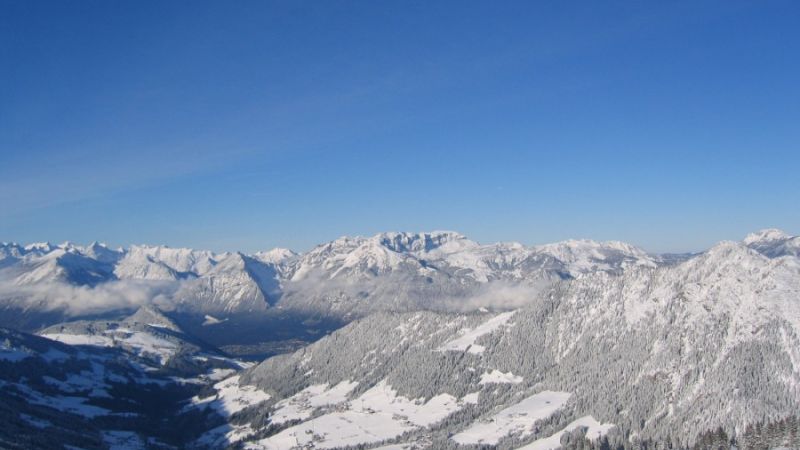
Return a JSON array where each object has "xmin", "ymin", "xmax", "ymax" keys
[
  {"xmin": 245, "ymin": 380, "xmax": 471, "ymax": 450},
  {"xmin": 452, "ymin": 390, "xmax": 572, "ymax": 445},
  {"xmin": 516, "ymin": 415, "xmax": 616, "ymax": 450},
  {"xmin": 42, "ymin": 329, "xmax": 178, "ymax": 364},
  {"xmin": 480, "ymin": 369, "xmax": 524, "ymax": 384},
  {"xmin": 41, "ymin": 332, "xmax": 114, "ymax": 347},
  {"xmin": 270, "ymin": 381, "xmax": 359, "ymax": 425},
  {"xmin": 190, "ymin": 375, "xmax": 272, "ymax": 417}
]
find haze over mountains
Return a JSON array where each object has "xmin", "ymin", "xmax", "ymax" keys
[{"xmin": 1, "ymin": 229, "xmax": 799, "ymax": 449}]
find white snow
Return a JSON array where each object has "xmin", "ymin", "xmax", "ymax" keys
[
  {"xmin": 480, "ymin": 369, "xmax": 523, "ymax": 384},
  {"xmin": 462, "ymin": 391, "xmax": 481, "ymax": 404},
  {"xmin": 42, "ymin": 333, "xmax": 114, "ymax": 347},
  {"xmin": 203, "ymin": 314, "xmax": 226, "ymax": 325},
  {"xmin": 516, "ymin": 416, "xmax": 616, "ymax": 450},
  {"xmin": 117, "ymin": 331, "xmax": 177, "ymax": 364},
  {"xmin": 270, "ymin": 381, "xmax": 358, "ymax": 425},
  {"xmin": 196, "ymin": 423, "xmax": 258, "ymax": 448},
  {"xmin": 452, "ymin": 390, "xmax": 572, "ymax": 446},
  {"xmin": 535, "ymin": 239, "xmax": 656, "ymax": 276},
  {"xmin": 246, "ymin": 380, "xmax": 463, "ymax": 450},
  {"xmin": 190, "ymin": 376, "xmax": 272, "ymax": 417},
  {"xmin": 439, "ymin": 311, "xmax": 516, "ymax": 354},
  {"xmin": 743, "ymin": 228, "xmax": 791, "ymax": 245},
  {"xmin": 44, "ymin": 330, "xmax": 178, "ymax": 364},
  {"xmin": 207, "ymin": 367, "xmax": 237, "ymax": 381}
]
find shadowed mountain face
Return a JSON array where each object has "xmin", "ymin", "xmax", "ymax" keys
[{"xmin": 0, "ymin": 318, "xmax": 246, "ymax": 449}]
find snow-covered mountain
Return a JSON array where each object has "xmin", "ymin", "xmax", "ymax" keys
[
  {"xmin": 1, "ymin": 246, "xmax": 115, "ymax": 286},
  {"xmin": 272, "ymin": 231, "xmax": 666, "ymax": 317},
  {"xmin": 284, "ymin": 231, "xmax": 657, "ymax": 283},
  {"xmin": 744, "ymin": 228, "xmax": 800, "ymax": 259},
  {"xmin": 173, "ymin": 253, "xmax": 282, "ymax": 314},
  {"xmin": 0, "ymin": 322, "xmax": 246, "ymax": 449},
  {"xmin": 0, "ymin": 232, "xmax": 667, "ymax": 326},
  {"xmin": 3, "ymin": 230, "xmax": 798, "ymax": 327},
  {"xmin": 201, "ymin": 237, "xmax": 800, "ymax": 449},
  {"xmin": 1, "ymin": 229, "xmax": 799, "ymax": 449},
  {"xmin": 39, "ymin": 305, "xmax": 233, "ymax": 367},
  {"xmin": 114, "ymin": 244, "xmax": 217, "ymax": 280}
]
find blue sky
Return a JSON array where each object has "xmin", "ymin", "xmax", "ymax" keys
[{"xmin": 1, "ymin": 1, "xmax": 798, "ymax": 253}]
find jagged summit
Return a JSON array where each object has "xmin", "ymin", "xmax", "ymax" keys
[
  {"xmin": 23, "ymin": 241, "xmax": 56, "ymax": 253},
  {"xmin": 372, "ymin": 230, "xmax": 475, "ymax": 253},
  {"xmin": 82, "ymin": 241, "xmax": 122, "ymax": 264}
]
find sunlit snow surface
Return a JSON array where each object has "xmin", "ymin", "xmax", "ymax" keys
[
  {"xmin": 245, "ymin": 380, "xmax": 472, "ymax": 450},
  {"xmin": 42, "ymin": 329, "xmax": 178, "ymax": 364},
  {"xmin": 438, "ymin": 310, "xmax": 516, "ymax": 354},
  {"xmin": 270, "ymin": 380, "xmax": 359, "ymax": 425},
  {"xmin": 190, "ymin": 375, "xmax": 272, "ymax": 417},
  {"xmin": 452, "ymin": 390, "xmax": 572, "ymax": 446},
  {"xmin": 479, "ymin": 369, "xmax": 524, "ymax": 384},
  {"xmin": 40, "ymin": 333, "xmax": 114, "ymax": 347},
  {"xmin": 516, "ymin": 416, "xmax": 616, "ymax": 450}
]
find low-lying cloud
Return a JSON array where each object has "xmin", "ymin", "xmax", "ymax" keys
[
  {"xmin": 284, "ymin": 267, "xmax": 556, "ymax": 314},
  {"xmin": 438, "ymin": 279, "xmax": 555, "ymax": 312},
  {"xmin": 0, "ymin": 268, "xmax": 558, "ymax": 320},
  {"xmin": 0, "ymin": 279, "xmax": 180, "ymax": 316}
]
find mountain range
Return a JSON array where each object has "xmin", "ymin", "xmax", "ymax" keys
[
  {"xmin": 1, "ymin": 229, "xmax": 799, "ymax": 449},
  {"xmin": 0, "ymin": 230, "xmax": 692, "ymax": 323}
]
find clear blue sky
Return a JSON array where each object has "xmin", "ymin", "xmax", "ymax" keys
[{"xmin": 1, "ymin": 1, "xmax": 798, "ymax": 253}]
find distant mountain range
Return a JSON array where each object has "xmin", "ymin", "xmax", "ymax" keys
[
  {"xmin": 1, "ymin": 229, "xmax": 799, "ymax": 449},
  {"xmin": 0, "ymin": 230, "xmax": 698, "ymax": 323}
]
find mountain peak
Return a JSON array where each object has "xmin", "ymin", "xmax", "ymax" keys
[
  {"xmin": 253, "ymin": 248, "xmax": 298, "ymax": 265},
  {"xmin": 704, "ymin": 239, "xmax": 759, "ymax": 258},
  {"xmin": 125, "ymin": 305, "xmax": 181, "ymax": 332},
  {"xmin": 23, "ymin": 242, "xmax": 55, "ymax": 253},
  {"xmin": 743, "ymin": 228, "xmax": 792, "ymax": 245},
  {"xmin": 742, "ymin": 228, "xmax": 799, "ymax": 259},
  {"xmin": 370, "ymin": 230, "xmax": 475, "ymax": 254}
]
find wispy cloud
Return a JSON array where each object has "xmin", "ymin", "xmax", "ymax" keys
[
  {"xmin": 0, "ymin": 279, "xmax": 179, "ymax": 316},
  {"xmin": 0, "ymin": 145, "xmax": 254, "ymax": 218}
]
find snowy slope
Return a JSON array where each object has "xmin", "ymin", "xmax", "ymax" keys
[
  {"xmin": 1, "ymin": 230, "xmax": 800, "ymax": 448},
  {"xmin": 0, "ymin": 326, "xmax": 220, "ymax": 449},
  {"xmin": 221, "ymin": 238, "xmax": 800, "ymax": 449},
  {"xmin": 39, "ymin": 306, "xmax": 242, "ymax": 370},
  {"xmin": 173, "ymin": 253, "xmax": 281, "ymax": 314}
]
